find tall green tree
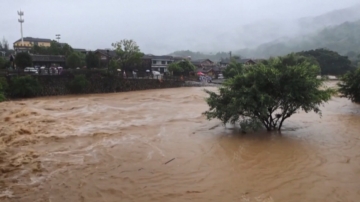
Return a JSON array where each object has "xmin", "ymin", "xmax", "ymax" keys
[
  {"xmin": 297, "ymin": 49, "xmax": 354, "ymax": 75},
  {"xmin": 15, "ymin": 52, "xmax": 32, "ymax": 69},
  {"xmin": 0, "ymin": 37, "xmax": 9, "ymax": 51},
  {"xmin": 167, "ymin": 63, "xmax": 183, "ymax": 74},
  {"xmin": 204, "ymin": 54, "xmax": 333, "ymax": 132},
  {"xmin": 167, "ymin": 60, "xmax": 196, "ymax": 75},
  {"xmin": 85, "ymin": 51, "xmax": 100, "ymax": 69},
  {"xmin": 0, "ymin": 57, "xmax": 5, "ymax": 69},
  {"xmin": 338, "ymin": 67, "xmax": 360, "ymax": 103},
  {"xmin": 222, "ymin": 62, "xmax": 244, "ymax": 79},
  {"xmin": 177, "ymin": 60, "xmax": 196, "ymax": 73},
  {"xmin": 66, "ymin": 52, "xmax": 81, "ymax": 69},
  {"xmin": 111, "ymin": 39, "xmax": 143, "ymax": 73}
]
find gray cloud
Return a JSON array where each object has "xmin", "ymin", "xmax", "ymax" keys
[{"xmin": 1, "ymin": 0, "xmax": 359, "ymax": 54}]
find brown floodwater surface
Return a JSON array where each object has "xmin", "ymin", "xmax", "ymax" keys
[{"xmin": 1, "ymin": 83, "xmax": 360, "ymax": 202}]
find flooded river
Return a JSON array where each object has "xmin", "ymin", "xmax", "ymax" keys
[{"xmin": 1, "ymin": 83, "xmax": 360, "ymax": 202}]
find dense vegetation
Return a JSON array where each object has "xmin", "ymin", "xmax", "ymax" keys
[
  {"xmin": 67, "ymin": 75, "xmax": 90, "ymax": 93},
  {"xmin": 338, "ymin": 67, "xmax": 360, "ymax": 103},
  {"xmin": 112, "ymin": 39, "xmax": 144, "ymax": 74},
  {"xmin": 297, "ymin": 49, "xmax": 354, "ymax": 75},
  {"xmin": 66, "ymin": 52, "xmax": 83, "ymax": 69},
  {"xmin": 14, "ymin": 52, "xmax": 33, "ymax": 68},
  {"xmin": 167, "ymin": 60, "xmax": 196, "ymax": 75},
  {"xmin": 85, "ymin": 51, "xmax": 100, "ymax": 69},
  {"xmin": 30, "ymin": 41, "xmax": 74, "ymax": 56},
  {"xmin": 204, "ymin": 54, "xmax": 333, "ymax": 132},
  {"xmin": 222, "ymin": 61, "xmax": 244, "ymax": 79},
  {"xmin": 10, "ymin": 76, "xmax": 42, "ymax": 98},
  {"xmin": 0, "ymin": 77, "xmax": 7, "ymax": 102}
]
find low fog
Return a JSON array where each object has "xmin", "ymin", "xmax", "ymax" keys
[{"xmin": 1, "ymin": 0, "xmax": 360, "ymax": 55}]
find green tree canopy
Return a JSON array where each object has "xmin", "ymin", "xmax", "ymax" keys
[
  {"xmin": 177, "ymin": 60, "xmax": 196, "ymax": 72},
  {"xmin": 111, "ymin": 39, "xmax": 143, "ymax": 73},
  {"xmin": 338, "ymin": 67, "xmax": 360, "ymax": 103},
  {"xmin": 204, "ymin": 54, "xmax": 333, "ymax": 132},
  {"xmin": 85, "ymin": 51, "xmax": 100, "ymax": 69},
  {"xmin": 222, "ymin": 62, "xmax": 244, "ymax": 79},
  {"xmin": 66, "ymin": 52, "xmax": 82, "ymax": 69},
  {"xmin": 11, "ymin": 76, "xmax": 41, "ymax": 98},
  {"xmin": 297, "ymin": 49, "xmax": 354, "ymax": 75},
  {"xmin": 30, "ymin": 41, "xmax": 74, "ymax": 56},
  {"xmin": 167, "ymin": 63, "xmax": 183, "ymax": 73},
  {"xmin": 15, "ymin": 52, "xmax": 32, "ymax": 69},
  {"xmin": 167, "ymin": 60, "xmax": 196, "ymax": 75}
]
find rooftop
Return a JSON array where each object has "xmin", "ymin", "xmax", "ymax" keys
[{"xmin": 14, "ymin": 37, "xmax": 52, "ymax": 43}]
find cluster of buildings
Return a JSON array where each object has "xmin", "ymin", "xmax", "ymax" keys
[{"xmin": 12, "ymin": 36, "xmax": 258, "ymax": 77}]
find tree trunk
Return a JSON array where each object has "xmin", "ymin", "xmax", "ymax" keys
[{"xmin": 278, "ymin": 118, "xmax": 286, "ymax": 131}]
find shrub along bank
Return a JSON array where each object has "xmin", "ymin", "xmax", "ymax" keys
[{"xmin": 0, "ymin": 73, "xmax": 184, "ymax": 100}]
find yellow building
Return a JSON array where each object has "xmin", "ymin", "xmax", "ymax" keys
[{"xmin": 13, "ymin": 37, "xmax": 52, "ymax": 51}]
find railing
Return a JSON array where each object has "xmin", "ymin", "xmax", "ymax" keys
[{"xmin": 0, "ymin": 69, "xmax": 189, "ymax": 82}]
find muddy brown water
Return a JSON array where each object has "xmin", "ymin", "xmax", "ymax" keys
[{"xmin": 1, "ymin": 82, "xmax": 360, "ymax": 202}]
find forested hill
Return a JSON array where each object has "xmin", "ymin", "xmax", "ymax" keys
[
  {"xmin": 169, "ymin": 51, "xmax": 230, "ymax": 61},
  {"xmin": 236, "ymin": 20, "xmax": 360, "ymax": 58}
]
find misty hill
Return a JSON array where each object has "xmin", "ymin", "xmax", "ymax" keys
[
  {"xmin": 169, "ymin": 51, "xmax": 231, "ymax": 61},
  {"xmin": 169, "ymin": 4, "xmax": 360, "ymax": 60},
  {"xmin": 235, "ymin": 19, "xmax": 360, "ymax": 58},
  {"xmin": 297, "ymin": 4, "xmax": 360, "ymax": 35}
]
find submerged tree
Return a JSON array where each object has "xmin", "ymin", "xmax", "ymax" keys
[
  {"xmin": 338, "ymin": 67, "xmax": 360, "ymax": 103},
  {"xmin": 204, "ymin": 54, "xmax": 334, "ymax": 132}
]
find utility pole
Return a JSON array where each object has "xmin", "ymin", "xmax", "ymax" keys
[
  {"xmin": 17, "ymin": 10, "xmax": 24, "ymax": 46},
  {"xmin": 56, "ymin": 34, "xmax": 61, "ymax": 42}
]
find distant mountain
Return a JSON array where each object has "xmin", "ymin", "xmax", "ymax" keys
[
  {"xmin": 168, "ymin": 4, "xmax": 360, "ymax": 60},
  {"xmin": 235, "ymin": 19, "xmax": 360, "ymax": 58},
  {"xmin": 297, "ymin": 4, "xmax": 360, "ymax": 35}
]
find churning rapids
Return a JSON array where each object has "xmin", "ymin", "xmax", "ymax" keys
[{"xmin": 1, "ymin": 82, "xmax": 360, "ymax": 202}]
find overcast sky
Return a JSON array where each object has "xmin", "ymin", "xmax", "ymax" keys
[{"xmin": 1, "ymin": 0, "xmax": 359, "ymax": 54}]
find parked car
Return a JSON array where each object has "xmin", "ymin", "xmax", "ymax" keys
[{"xmin": 24, "ymin": 67, "xmax": 38, "ymax": 74}]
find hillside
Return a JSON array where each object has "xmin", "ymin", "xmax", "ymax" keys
[{"xmin": 236, "ymin": 20, "xmax": 360, "ymax": 58}]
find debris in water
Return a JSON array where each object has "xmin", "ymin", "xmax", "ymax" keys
[{"xmin": 164, "ymin": 158, "xmax": 175, "ymax": 165}]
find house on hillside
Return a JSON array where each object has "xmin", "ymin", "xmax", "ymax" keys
[
  {"xmin": 191, "ymin": 59, "xmax": 214, "ymax": 68},
  {"xmin": 13, "ymin": 37, "xmax": 52, "ymax": 52},
  {"xmin": 219, "ymin": 58, "xmax": 256, "ymax": 67}
]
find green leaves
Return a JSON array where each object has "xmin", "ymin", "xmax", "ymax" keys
[
  {"xmin": 111, "ymin": 39, "xmax": 143, "ymax": 72},
  {"xmin": 204, "ymin": 53, "xmax": 333, "ymax": 132},
  {"xmin": 14, "ymin": 52, "xmax": 32, "ymax": 69},
  {"xmin": 338, "ymin": 67, "xmax": 360, "ymax": 103},
  {"xmin": 85, "ymin": 52, "xmax": 100, "ymax": 69},
  {"xmin": 168, "ymin": 60, "xmax": 196, "ymax": 74},
  {"xmin": 11, "ymin": 76, "xmax": 42, "ymax": 98},
  {"xmin": 67, "ymin": 74, "xmax": 89, "ymax": 94},
  {"xmin": 66, "ymin": 52, "xmax": 82, "ymax": 69}
]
